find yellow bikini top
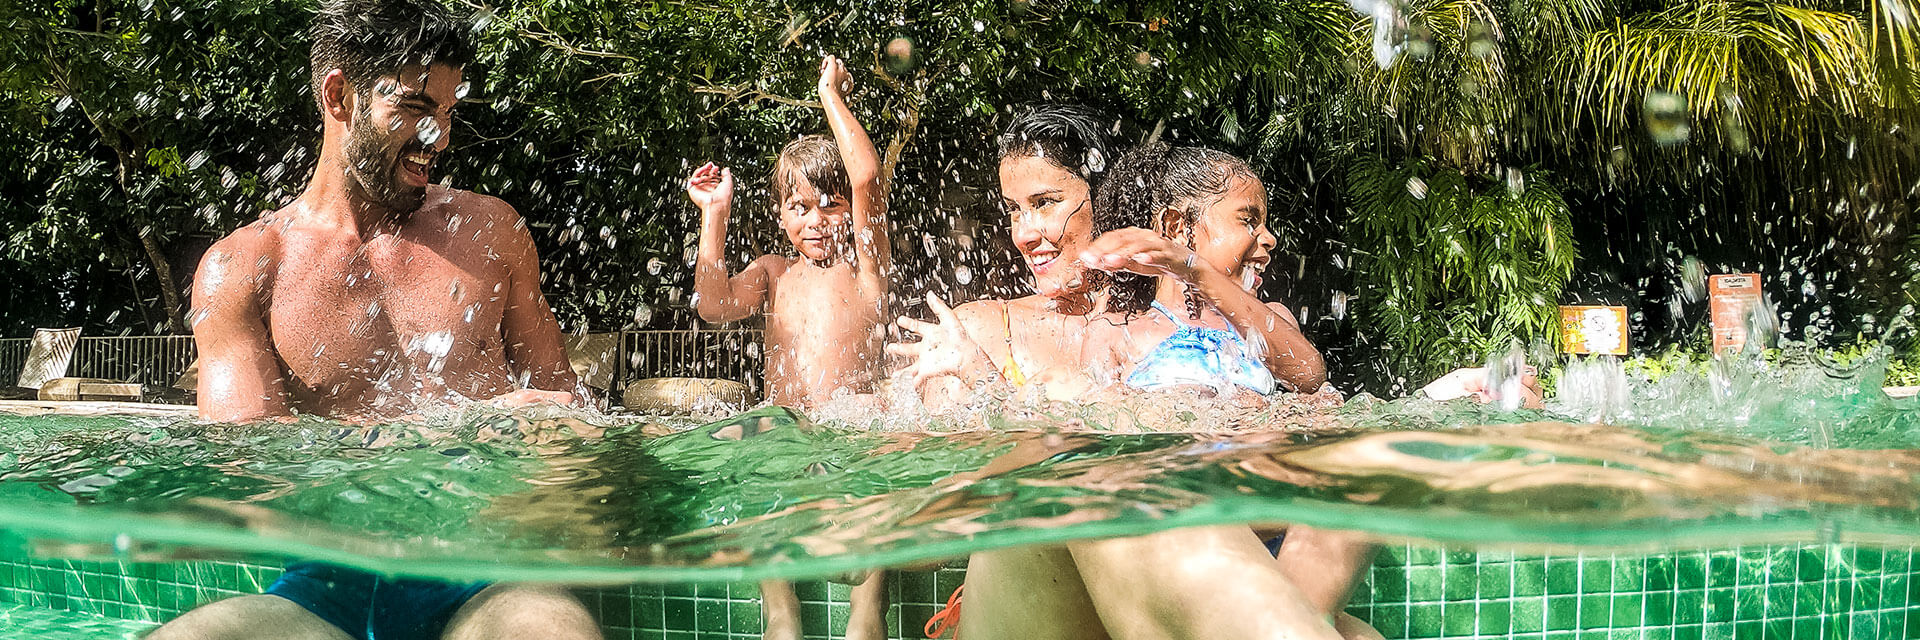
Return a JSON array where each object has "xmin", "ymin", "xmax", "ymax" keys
[{"xmin": 999, "ymin": 302, "xmax": 1028, "ymax": 386}]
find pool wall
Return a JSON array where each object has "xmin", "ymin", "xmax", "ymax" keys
[{"xmin": 1, "ymin": 544, "xmax": 1913, "ymax": 639}]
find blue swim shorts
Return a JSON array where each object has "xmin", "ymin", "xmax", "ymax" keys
[{"xmin": 266, "ymin": 562, "xmax": 490, "ymax": 640}]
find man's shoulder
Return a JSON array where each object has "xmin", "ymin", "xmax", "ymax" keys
[{"xmin": 440, "ymin": 187, "xmax": 518, "ymax": 221}]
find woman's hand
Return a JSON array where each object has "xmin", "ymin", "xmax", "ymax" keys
[
  {"xmin": 886, "ymin": 294, "xmax": 995, "ymax": 390},
  {"xmin": 1077, "ymin": 228, "xmax": 1202, "ymax": 281}
]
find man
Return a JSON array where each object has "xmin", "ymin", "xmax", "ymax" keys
[{"xmin": 151, "ymin": 1, "xmax": 600, "ymax": 638}]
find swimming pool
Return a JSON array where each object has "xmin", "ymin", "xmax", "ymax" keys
[
  {"xmin": 0, "ymin": 387, "xmax": 1916, "ymax": 638},
  {"xmin": 2, "ymin": 543, "xmax": 1913, "ymax": 639}
]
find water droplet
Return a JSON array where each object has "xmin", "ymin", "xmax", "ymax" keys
[
  {"xmin": 1643, "ymin": 90, "xmax": 1691, "ymax": 146},
  {"xmin": 186, "ymin": 150, "xmax": 209, "ymax": 170},
  {"xmin": 972, "ymin": 20, "xmax": 985, "ymax": 32},
  {"xmin": 1085, "ymin": 148, "xmax": 1106, "ymax": 173},
  {"xmin": 1406, "ymin": 176, "xmax": 1428, "ymax": 199},
  {"xmin": 633, "ymin": 304, "xmax": 653, "ymax": 327},
  {"xmin": 955, "ymin": 266, "xmax": 973, "ymax": 284},
  {"xmin": 1680, "ymin": 256, "xmax": 1707, "ymax": 302},
  {"xmin": 416, "ymin": 117, "xmax": 442, "ymax": 146},
  {"xmin": 454, "ymin": 81, "xmax": 471, "ymax": 100},
  {"xmin": 647, "ymin": 258, "xmax": 665, "ymax": 275},
  {"xmin": 1330, "ymin": 291, "xmax": 1350, "ymax": 321}
]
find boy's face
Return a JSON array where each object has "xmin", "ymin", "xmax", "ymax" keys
[
  {"xmin": 780, "ymin": 178, "xmax": 851, "ymax": 263},
  {"xmin": 1186, "ymin": 175, "xmax": 1276, "ymax": 291}
]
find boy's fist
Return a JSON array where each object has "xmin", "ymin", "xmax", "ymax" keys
[
  {"xmin": 818, "ymin": 55, "xmax": 852, "ymax": 99},
  {"xmin": 685, "ymin": 162, "xmax": 734, "ymax": 212}
]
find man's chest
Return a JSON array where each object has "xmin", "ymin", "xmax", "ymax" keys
[{"xmin": 266, "ymin": 235, "xmax": 511, "ymax": 376}]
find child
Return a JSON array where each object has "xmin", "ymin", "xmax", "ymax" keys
[{"xmin": 685, "ymin": 55, "xmax": 890, "ymax": 640}]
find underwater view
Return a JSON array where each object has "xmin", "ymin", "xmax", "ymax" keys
[{"xmin": 4, "ymin": 0, "xmax": 1919, "ymax": 638}]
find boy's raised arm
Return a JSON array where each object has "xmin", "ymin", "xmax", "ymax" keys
[
  {"xmin": 688, "ymin": 162, "xmax": 775, "ymax": 324},
  {"xmin": 817, "ymin": 55, "xmax": 890, "ymax": 298}
]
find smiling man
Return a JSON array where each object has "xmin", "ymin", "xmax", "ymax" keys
[{"xmin": 152, "ymin": 1, "xmax": 600, "ymax": 639}]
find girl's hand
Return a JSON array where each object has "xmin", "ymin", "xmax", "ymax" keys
[
  {"xmin": 685, "ymin": 162, "xmax": 734, "ymax": 214},
  {"xmin": 886, "ymin": 294, "xmax": 994, "ymax": 389},
  {"xmin": 1077, "ymin": 228, "xmax": 1202, "ymax": 281}
]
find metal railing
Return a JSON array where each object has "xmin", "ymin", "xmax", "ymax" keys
[
  {"xmin": 617, "ymin": 329, "xmax": 764, "ymax": 397},
  {"xmin": 0, "ymin": 330, "xmax": 766, "ymax": 403}
]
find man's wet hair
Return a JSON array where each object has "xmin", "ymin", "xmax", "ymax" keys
[
  {"xmin": 310, "ymin": 0, "xmax": 476, "ymax": 106},
  {"xmin": 773, "ymin": 135, "xmax": 852, "ymax": 204},
  {"xmin": 1096, "ymin": 142, "xmax": 1262, "ymax": 317}
]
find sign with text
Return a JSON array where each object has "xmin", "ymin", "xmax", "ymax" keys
[
  {"xmin": 1709, "ymin": 273, "xmax": 1764, "ymax": 353},
  {"xmin": 1559, "ymin": 305, "xmax": 1629, "ymax": 355}
]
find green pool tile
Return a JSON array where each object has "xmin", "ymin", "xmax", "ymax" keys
[
  {"xmin": 1704, "ymin": 588, "xmax": 1734, "ymax": 623},
  {"xmin": 1444, "ymin": 566, "xmax": 1476, "ymax": 600},
  {"xmin": 1677, "ymin": 555, "xmax": 1707, "ymax": 590},
  {"xmin": 1547, "ymin": 595, "xmax": 1579, "ymax": 631},
  {"xmin": 1409, "ymin": 602, "xmax": 1442, "ymax": 634},
  {"xmin": 1410, "ymin": 547, "xmax": 1444, "ymax": 566},
  {"xmin": 1517, "ymin": 559, "xmax": 1548, "ymax": 597},
  {"xmin": 797, "ymin": 601, "xmax": 827, "ymax": 637},
  {"xmin": 1578, "ymin": 595, "xmax": 1611, "ymax": 629},
  {"xmin": 1548, "ymin": 559, "xmax": 1580, "ymax": 594},
  {"xmin": 1372, "ymin": 605, "xmax": 1408, "ymax": 636},
  {"xmin": 1671, "ymin": 623, "xmax": 1703, "ymax": 640},
  {"xmin": 1401, "ymin": 565, "xmax": 1438, "ymax": 601},
  {"xmin": 693, "ymin": 598, "xmax": 725, "ymax": 633},
  {"xmin": 1611, "ymin": 595, "xmax": 1643, "ymax": 626},
  {"xmin": 662, "ymin": 598, "xmax": 693, "ymax": 630},
  {"xmin": 1480, "ymin": 567, "xmax": 1513, "ymax": 598},
  {"xmin": 1477, "ymin": 601, "xmax": 1512, "ymax": 635},
  {"xmin": 635, "ymin": 595, "xmax": 663, "ymax": 629},
  {"xmin": 1734, "ymin": 586, "xmax": 1764, "ymax": 621},
  {"xmin": 1645, "ymin": 591, "xmax": 1675, "ymax": 625},
  {"xmin": 1375, "ymin": 567, "xmax": 1410, "ymax": 602},
  {"xmin": 693, "ymin": 582, "xmax": 726, "ymax": 599},
  {"xmin": 1441, "ymin": 602, "xmax": 1474, "ymax": 636},
  {"xmin": 1512, "ymin": 598, "xmax": 1546, "ymax": 632},
  {"xmin": 1707, "ymin": 556, "xmax": 1737, "ymax": 588},
  {"xmin": 1643, "ymin": 627, "xmax": 1673, "ymax": 640},
  {"xmin": 1582, "ymin": 559, "xmax": 1614, "ymax": 592}
]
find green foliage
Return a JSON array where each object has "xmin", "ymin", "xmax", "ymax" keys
[{"xmin": 1343, "ymin": 157, "xmax": 1577, "ymax": 392}]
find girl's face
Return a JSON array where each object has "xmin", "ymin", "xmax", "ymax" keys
[
  {"xmin": 1181, "ymin": 174, "xmax": 1277, "ymax": 291},
  {"xmin": 999, "ymin": 155, "xmax": 1096, "ymax": 296}
]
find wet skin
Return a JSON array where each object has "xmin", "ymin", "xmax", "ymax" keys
[
  {"xmin": 192, "ymin": 63, "xmax": 576, "ymax": 422},
  {"xmin": 688, "ymin": 56, "xmax": 889, "ymax": 410}
]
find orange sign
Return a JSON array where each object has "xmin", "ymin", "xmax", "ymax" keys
[
  {"xmin": 1709, "ymin": 273, "xmax": 1763, "ymax": 353},
  {"xmin": 1559, "ymin": 305, "xmax": 1629, "ymax": 355}
]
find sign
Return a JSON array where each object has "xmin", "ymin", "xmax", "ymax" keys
[
  {"xmin": 1708, "ymin": 273, "xmax": 1764, "ymax": 353},
  {"xmin": 1559, "ymin": 305, "xmax": 1629, "ymax": 355}
]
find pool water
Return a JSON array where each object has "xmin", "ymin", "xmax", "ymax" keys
[{"xmin": 0, "ymin": 355, "xmax": 1916, "ymax": 637}]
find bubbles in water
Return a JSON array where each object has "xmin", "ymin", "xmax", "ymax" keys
[
  {"xmin": 1406, "ymin": 176, "xmax": 1428, "ymax": 199},
  {"xmin": 647, "ymin": 258, "xmax": 665, "ymax": 275},
  {"xmin": 955, "ymin": 265, "xmax": 973, "ymax": 285},
  {"xmin": 1643, "ymin": 90, "xmax": 1691, "ymax": 146}
]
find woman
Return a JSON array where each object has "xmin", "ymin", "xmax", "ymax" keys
[{"xmin": 891, "ymin": 107, "xmax": 1355, "ymax": 640}]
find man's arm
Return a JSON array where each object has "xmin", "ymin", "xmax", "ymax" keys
[
  {"xmin": 818, "ymin": 55, "xmax": 890, "ymax": 302},
  {"xmin": 492, "ymin": 200, "xmax": 581, "ymax": 395},
  {"xmin": 191, "ymin": 238, "xmax": 291, "ymax": 422}
]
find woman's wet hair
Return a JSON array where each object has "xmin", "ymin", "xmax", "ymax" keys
[
  {"xmin": 1096, "ymin": 142, "xmax": 1262, "ymax": 316},
  {"xmin": 997, "ymin": 105, "xmax": 1118, "ymax": 188},
  {"xmin": 309, "ymin": 0, "xmax": 476, "ymax": 105},
  {"xmin": 999, "ymin": 105, "xmax": 1149, "ymax": 308},
  {"xmin": 773, "ymin": 135, "xmax": 852, "ymax": 204}
]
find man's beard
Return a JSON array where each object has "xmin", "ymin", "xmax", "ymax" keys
[{"xmin": 344, "ymin": 104, "xmax": 428, "ymax": 214}]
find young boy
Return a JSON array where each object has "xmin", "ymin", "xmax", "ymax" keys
[{"xmin": 685, "ymin": 55, "xmax": 890, "ymax": 640}]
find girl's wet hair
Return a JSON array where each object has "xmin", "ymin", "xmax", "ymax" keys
[
  {"xmin": 1095, "ymin": 142, "xmax": 1262, "ymax": 316},
  {"xmin": 773, "ymin": 135, "xmax": 852, "ymax": 204},
  {"xmin": 310, "ymin": 0, "xmax": 475, "ymax": 105}
]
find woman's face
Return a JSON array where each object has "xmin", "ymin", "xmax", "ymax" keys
[
  {"xmin": 999, "ymin": 155, "xmax": 1096, "ymax": 296},
  {"xmin": 1184, "ymin": 174, "xmax": 1277, "ymax": 291}
]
